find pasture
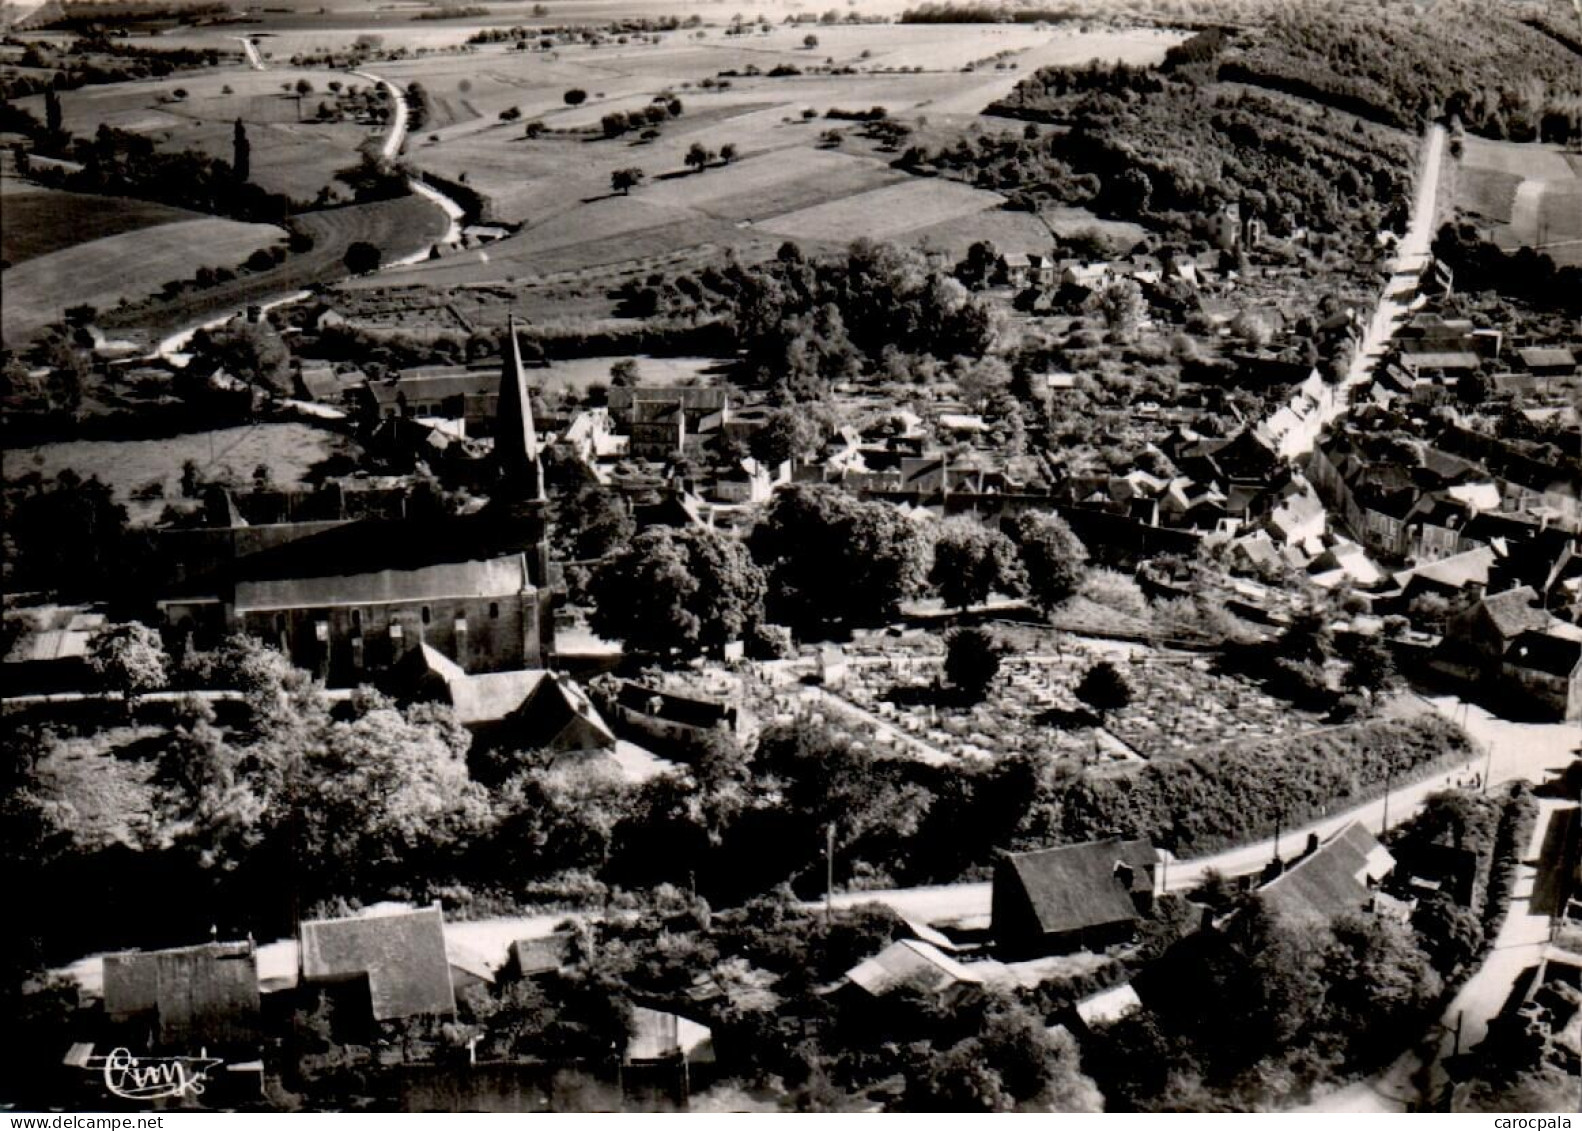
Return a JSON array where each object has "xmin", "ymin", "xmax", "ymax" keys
[
  {"xmin": 345, "ymin": 23, "xmax": 1179, "ymax": 305},
  {"xmin": 0, "ymin": 182, "xmax": 206, "ymax": 266},
  {"xmin": 1454, "ymin": 136, "xmax": 1582, "ymax": 266},
  {"xmin": 16, "ymin": 68, "xmax": 382, "ymax": 201},
  {"xmin": 5, "ymin": 423, "xmax": 354, "ymax": 525},
  {"xmin": 2, "ymin": 216, "xmax": 287, "ymax": 344},
  {"xmin": 97, "ymin": 194, "xmax": 449, "ymax": 341}
]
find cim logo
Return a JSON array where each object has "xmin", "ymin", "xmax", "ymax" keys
[{"xmin": 83, "ymin": 1048, "xmax": 223, "ymax": 1102}]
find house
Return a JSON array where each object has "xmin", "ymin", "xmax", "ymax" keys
[
  {"xmin": 103, "ymin": 941, "xmax": 261, "ymax": 1054},
  {"xmin": 359, "ymin": 365, "xmax": 501, "ymax": 433},
  {"xmin": 298, "ymin": 906, "xmax": 457, "ymax": 1024},
  {"xmin": 1257, "ymin": 821, "xmax": 1395, "ymax": 926},
  {"xmin": 607, "ymin": 386, "xmax": 731, "ymax": 458},
  {"xmin": 1502, "ymin": 630, "xmax": 1582, "ymax": 721},
  {"xmin": 1517, "ymin": 347, "xmax": 1577, "ymax": 379},
  {"xmin": 507, "ymin": 932, "xmax": 577, "ymax": 979},
  {"xmin": 1444, "ymin": 585, "xmax": 1552, "ymax": 673},
  {"xmin": 991, "ymin": 839, "xmax": 1162, "ymax": 957},
  {"xmin": 843, "ymin": 940, "xmax": 980, "ymax": 1002}
]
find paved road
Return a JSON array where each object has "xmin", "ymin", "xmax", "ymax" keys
[
  {"xmin": 351, "ymin": 70, "xmax": 409, "ymax": 162},
  {"xmin": 825, "ymin": 695, "xmax": 1579, "ymax": 928},
  {"xmin": 1301, "ymin": 798, "xmax": 1577, "ymax": 1113},
  {"xmin": 233, "ymin": 36, "xmax": 265, "ymax": 70}
]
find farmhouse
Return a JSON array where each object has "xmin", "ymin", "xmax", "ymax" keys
[
  {"xmin": 360, "ymin": 365, "xmax": 502, "ymax": 435},
  {"xmin": 298, "ymin": 906, "xmax": 457, "ymax": 1025},
  {"xmin": 103, "ymin": 940, "xmax": 261, "ymax": 1055},
  {"xmin": 843, "ymin": 940, "xmax": 981, "ymax": 1003},
  {"xmin": 991, "ymin": 839, "xmax": 1162, "ymax": 958},
  {"xmin": 1502, "ymin": 630, "xmax": 1582, "ymax": 722},
  {"xmin": 1257, "ymin": 822, "xmax": 1395, "ymax": 926}
]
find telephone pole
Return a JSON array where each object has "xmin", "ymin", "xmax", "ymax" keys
[{"xmin": 825, "ymin": 822, "xmax": 835, "ymax": 922}]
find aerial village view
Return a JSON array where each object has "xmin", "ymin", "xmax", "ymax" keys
[{"xmin": 0, "ymin": 0, "xmax": 1580, "ymax": 1115}]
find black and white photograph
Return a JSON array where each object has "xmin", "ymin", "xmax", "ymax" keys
[{"xmin": 1, "ymin": 0, "xmax": 1579, "ymax": 1115}]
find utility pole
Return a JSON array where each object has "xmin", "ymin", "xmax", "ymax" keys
[
  {"xmin": 825, "ymin": 822, "xmax": 835, "ymax": 922},
  {"xmin": 1382, "ymin": 762, "xmax": 1394, "ymax": 835}
]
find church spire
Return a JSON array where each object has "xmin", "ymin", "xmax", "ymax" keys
[{"xmin": 496, "ymin": 314, "xmax": 544, "ymax": 502}]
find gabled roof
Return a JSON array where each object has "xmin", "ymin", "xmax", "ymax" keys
[
  {"xmin": 1478, "ymin": 585, "xmax": 1549, "ymax": 639},
  {"xmin": 103, "ymin": 942, "xmax": 260, "ymax": 1049},
  {"xmin": 504, "ymin": 672, "xmax": 616, "ymax": 751},
  {"xmin": 1402, "ymin": 545, "xmax": 1498, "ymax": 592},
  {"xmin": 234, "ymin": 554, "xmax": 528, "ymax": 613},
  {"xmin": 845, "ymin": 940, "xmax": 980, "ymax": 998},
  {"xmin": 299, "ymin": 907, "xmax": 456, "ymax": 1022},
  {"xmin": 998, "ymin": 839, "xmax": 1157, "ymax": 938},
  {"xmin": 1259, "ymin": 822, "xmax": 1394, "ymax": 925},
  {"xmin": 1516, "ymin": 347, "xmax": 1576, "ymax": 372}
]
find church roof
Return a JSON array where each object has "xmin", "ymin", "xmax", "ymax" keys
[{"xmin": 497, "ymin": 316, "xmax": 544, "ymax": 501}]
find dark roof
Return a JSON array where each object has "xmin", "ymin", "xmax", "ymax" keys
[
  {"xmin": 103, "ymin": 942, "xmax": 260, "ymax": 1049},
  {"xmin": 369, "ymin": 367, "xmax": 497, "ymax": 406},
  {"xmin": 509, "ymin": 932, "xmax": 575, "ymax": 977},
  {"xmin": 617, "ymin": 680, "xmax": 732, "ymax": 729},
  {"xmin": 1505, "ymin": 630, "xmax": 1582, "ymax": 678},
  {"xmin": 1258, "ymin": 822, "xmax": 1393, "ymax": 925},
  {"xmin": 608, "ymin": 386, "xmax": 729, "ymax": 415},
  {"xmin": 1479, "ymin": 586, "xmax": 1549, "ymax": 638},
  {"xmin": 299, "ymin": 907, "xmax": 456, "ymax": 1022},
  {"xmin": 998, "ymin": 839, "xmax": 1157, "ymax": 938},
  {"xmin": 226, "ymin": 514, "xmax": 545, "ymax": 586},
  {"xmin": 504, "ymin": 672, "xmax": 616, "ymax": 751}
]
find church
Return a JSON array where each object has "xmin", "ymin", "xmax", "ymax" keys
[{"xmin": 158, "ymin": 318, "xmax": 557, "ymax": 685}]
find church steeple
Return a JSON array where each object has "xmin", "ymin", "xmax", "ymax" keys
[{"xmin": 496, "ymin": 314, "xmax": 544, "ymax": 503}]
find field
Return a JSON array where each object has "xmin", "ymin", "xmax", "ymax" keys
[
  {"xmin": 4, "ymin": 423, "xmax": 355, "ymax": 525},
  {"xmin": 2, "ymin": 215, "xmax": 287, "ymax": 344},
  {"xmin": 97, "ymin": 194, "xmax": 449, "ymax": 343},
  {"xmin": 331, "ymin": 23, "xmax": 1178, "ymax": 312},
  {"xmin": 0, "ymin": 182, "xmax": 207, "ymax": 266},
  {"xmin": 1454, "ymin": 136, "xmax": 1582, "ymax": 267},
  {"xmin": 15, "ymin": 67, "xmax": 381, "ymax": 202}
]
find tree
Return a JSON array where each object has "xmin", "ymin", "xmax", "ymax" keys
[
  {"xmin": 1011, "ymin": 511, "xmax": 1087, "ymax": 613},
  {"xmin": 803, "ymin": 33, "xmax": 819, "ymax": 48},
  {"xmin": 945, "ymin": 627, "xmax": 1002, "ymax": 702},
  {"xmin": 44, "ymin": 87, "xmax": 61, "ymax": 135},
  {"xmin": 188, "ymin": 320, "xmax": 291, "ymax": 396},
  {"xmin": 609, "ymin": 358, "xmax": 639, "ymax": 385},
  {"xmin": 1344, "ymin": 636, "xmax": 1397, "ymax": 696},
  {"xmin": 611, "ymin": 167, "xmax": 645, "ymax": 195},
  {"xmin": 88, "ymin": 623, "xmax": 170, "ymax": 704},
  {"xmin": 555, "ymin": 483, "xmax": 635, "ymax": 561},
  {"xmin": 719, "ymin": 143, "xmax": 738, "ymax": 164},
  {"xmin": 343, "ymin": 240, "xmax": 381, "ymax": 274},
  {"xmin": 1455, "ymin": 368, "xmax": 1490, "ymax": 405},
  {"xmin": 752, "ymin": 484, "xmax": 928, "ymax": 637},
  {"xmin": 1075, "ymin": 660, "xmax": 1132, "ymax": 716},
  {"xmin": 232, "ymin": 119, "xmax": 251, "ymax": 183},
  {"xmin": 956, "ymin": 355, "xmax": 1012, "ymax": 412},
  {"xmin": 929, "ymin": 517, "xmax": 1023, "ymax": 610},
  {"xmin": 954, "ymin": 239, "xmax": 1001, "ymax": 290},
  {"xmin": 684, "ymin": 141, "xmax": 715, "ymax": 172},
  {"xmin": 748, "ymin": 407, "xmax": 822, "ymax": 467},
  {"xmin": 564, "ymin": 88, "xmax": 588, "ymax": 105},
  {"xmin": 1280, "ymin": 608, "xmax": 1333, "ymax": 665},
  {"xmin": 588, "ymin": 527, "xmax": 766, "ymax": 661}
]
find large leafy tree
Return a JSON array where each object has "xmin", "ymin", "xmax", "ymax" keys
[
  {"xmin": 1010, "ymin": 510, "xmax": 1088, "ymax": 613},
  {"xmin": 945, "ymin": 627, "xmax": 1002, "ymax": 702},
  {"xmin": 752, "ymin": 484, "xmax": 928, "ymax": 638},
  {"xmin": 930, "ymin": 516, "xmax": 1024, "ymax": 610},
  {"xmin": 589, "ymin": 526, "xmax": 765, "ymax": 660},
  {"xmin": 87, "ymin": 622, "xmax": 169, "ymax": 703}
]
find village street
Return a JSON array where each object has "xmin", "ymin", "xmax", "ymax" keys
[{"xmin": 1300, "ymin": 797, "xmax": 1578, "ymax": 1113}]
